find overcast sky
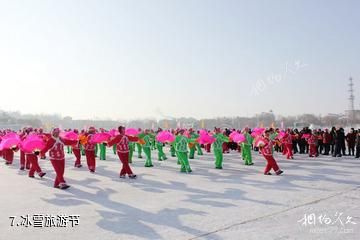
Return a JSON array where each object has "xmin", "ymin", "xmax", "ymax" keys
[{"xmin": 0, "ymin": 0, "xmax": 359, "ymax": 120}]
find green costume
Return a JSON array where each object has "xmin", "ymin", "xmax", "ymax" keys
[
  {"xmin": 188, "ymin": 133, "xmax": 199, "ymax": 159},
  {"xmin": 136, "ymin": 142, "xmax": 143, "ymax": 158},
  {"xmin": 80, "ymin": 144, "xmax": 85, "ymax": 155},
  {"xmin": 66, "ymin": 146, "xmax": 72, "ymax": 154},
  {"xmin": 176, "ymin": 152, "xmax": 181, "ymax": 165},
  {"xmin": 151, "ymin": 134, "xmax": 156, "ymax": 150},
  {"xmin": 190, "ymin": 132, "xmax": 203, "ymax": 156},
  {"xmin": 189, "ymin": 146, "xmax": 195, "ymax": 159},
  {"xmin": 196, "ymin": 142, "xmax": 203, "ymax": 155},
  {"xmin": 270, "ymin": 132, "xmax": 277, "ymax": 154},
  {"xmin": 270, "ymin": 132, "xmax": 277, "ymax": 141},
  {"xmin": 213, "ymin": 133, "xmax": 229, "ymax": 169},
  {"xmin": 241, "ymin": 132, "xmax": 253, "ymax": 165},
  {"xmin": 95, "ymin": 144, "xmax": 99, "ymax": 157},
  {"xmin": 129, "ymin": 142, "xmax": 135, "ymax": 163},
  {"xmin": 170, "ymin": 144, "xmax": 176, "ymax": 157},
  {"xmin": 175, "ymin": 135, "xmax": 192, "ymax": 173},
  {"xmin": 157, "ymin": 142, "xmax": 167, "ymax": 161},
  {"xmin": 172, "ymin": 141, "xmax": 181, "ymax": 164},
  {"xmin": 139, "ymin": 133, "xmax": 153, "ymax": 167},
  {"xmin": 99, "ymin": 143, "xmax": 106, "ymax": 160},
  {"xmin": 113, "ymin": 144, "xmax": 117, "ymax": 155}
]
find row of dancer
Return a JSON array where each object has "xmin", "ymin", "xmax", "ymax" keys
[{"xmin": 0, "ymin": 126, "xmax": 284, "ymax": 190}]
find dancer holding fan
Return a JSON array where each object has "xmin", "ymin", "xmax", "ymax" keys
[
  {"xmin": 42, "ymin": 128, "xmax": 78, "ymax": 189},
  {"xmin": 18, "ymin": 132, "xmax": 46, "ymax": 178},
  {"xmin": 175, "ymin": 129, "xmax": 192, "ymax": 173},
  {"xmin": 257, "ymin": 130, "xmax": 283, "ymax": 175},
  {"xmin": 107, "ymin": 126, "xmax": 138, "ymax": 179},
  {"xmin": 212, "ymin": 128, "xmax": 229, "ymax": 169},
  {"xmin": 241, "ymin": 127, "xmax": 254, "ymax": 165},
  {"xmin": 84, "ymin": 127, "xmax": 97, "ymax": 172}
]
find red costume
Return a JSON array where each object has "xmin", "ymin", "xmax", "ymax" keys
[
  {"xmin": 20, "ymin": 150, "xmax": 30, "ymax": 169},
  {"xmin": 307, "ymin": 135, "xmax": 317, "ymax": 157},
  {"xmin": 108, "ymin": 134, "xmax": 138, "ymax": 177},
  {"xmin": 84, "ymin": 134, "xmax": 96, "ymax": 172},
  {"xmin": 222, "ymin": 142, "xmax": 229, "ymax": 153},
  {"xmin": 2, "ymin": 148, "xmax": 14, "ymax": 164},
  {"xmin": 261, "ymin": 138, "xmax": 282, "ymax": 175},
  {"xmin": 19, "ymin": 133, "xmax": 31, "ymax": 169},
  {"xmin": 38, "ymin": 131, "xmax": 48, "ymax": 159},
  {"xmin": 26, "ymin": 153, "xmax": 45, "ymax": 178},
  {"xmin": 323, "ymin": 132, "xmax": 332, "ymax": 144},
  {"xmin": 0, "ymin": 135, "xmax": 2, "ymax": 158},
  {"xmin": 284, "ymin": 133, "xmax": 294, "ymax": 159},
  {"xmin": 72, "ymin": 142, "xmax": 82, "ymax": 167},
  {"xmin": 42, "ymin": 136, "xmax": 76, "ymax": 188},
  {"xmin": 205, "ymin": 143, "xmax": 211, "ymax": 153}
]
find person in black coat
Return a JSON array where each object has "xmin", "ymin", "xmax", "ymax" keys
[
  {"xmin": 333, "ymin": 128, "xmax": 346, "ymax": 157},
  {"xmin": 340, "ymin": 128, "xmax": 346, "ymax": 155},
  {"xmin": 317, "ymin": 129, "xmax": 324, "ymax": 154},
  {"xmin": 330, "ymin": 127, "xmax": 336, "ymax": 155},
  {"xmin": 298, "ymin": 128, "xmax": 307, "ymax": 154},
  {"xmin": 355, "ymin": 130, "xmax": 360, "ymax": 158}
]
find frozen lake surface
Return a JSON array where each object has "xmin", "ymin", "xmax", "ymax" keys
[{"xmin": 0, "ymin": 148, "xmax": 359, "ymax": 240}]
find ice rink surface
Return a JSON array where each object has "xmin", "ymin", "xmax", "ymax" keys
[{"xmin": 0, "ymin": 148, "xmax": 359, "ymax": 240}]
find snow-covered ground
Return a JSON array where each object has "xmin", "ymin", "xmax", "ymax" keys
[{"xmin": 0, "ymin": 148, "xmax": 359, "ymax": 240}]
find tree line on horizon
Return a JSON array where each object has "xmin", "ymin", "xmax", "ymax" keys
[{"xmin": 0, "ymin": 110, "xmax": 354, "ymax": 130}]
